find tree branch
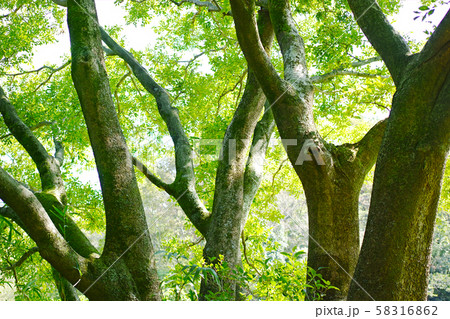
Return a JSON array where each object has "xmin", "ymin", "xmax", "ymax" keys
[
  {"xmin": 268, "ymin": 0, "xmax": 308, "ymax": 85},
  {"xmin": 346, "ymin": 0, "xmax": 411, "ymax": 85},
  {"xmin": 210, "ymin": 8, "xmax": 274, "ymax": 227},
  {"xmin": 351, "ymin": 118, "xmax": 388, "ymax": 172},
  {"xmin": 0, "ymin": 167, "xmax": 87, "ymax": 285},
  {"xmin": 169, "ymin": 0, "xmax": 231, "ymax": 15},
  {"xmin": 5, "ymin": 61, "xmax": 70, "ymax": 77},
  {"xmin": 0, "ymin": 205, "xmax": 26, "ymax": 230},
  {"xmin": 243, "ymin": 106, "xmax": 275, "ymax": 217},
  {"xmin": 132, "ymin": 156, "xmax": 172, "ymax": 192},
  {"xmin": 30, "ymin": 61, "xmax": 71, "ymax": 93},
  {"xmin": 100, "ymin": 28, "xmax": 211, "ymax": 237},
  {"xmin": 1, "ymin": 247, "xmax": 39, "ymax": 271},
  {"xmin": 0, "ymin": 86, "xmax": 65, "ymax": 199},
  {"xmin": 349, "ymin": 56, "xmax": 382, "ymax": 67},
  {"xmin": 52, "ymin": 0, "xmax": 68, "ymax": 7},
  {"xmin": 231, "ymin": 0, "xmax": 326, "ymax": 181},
  {"xmin": 229, "ymin": 0, "xmax": 284, "ymax": 101},
  {"xmin": 311, "ymin": 70, "xmax": 389, "ymax": 83},
  {"xmin": 0, "ymin": 120, "xmax": 54, "ymax": 140},
  {"xmin": 418, "ymin": 9, "xmax": 450, "ymax": 65},
  {"xmin": 51, "ymin": 267, "xmax": 80, "ymax": 301},
  {"xmin": 0, "ymin": 4, "xmax": 24, "ymax": 19},
  {"xmin": 310, "ymin": 56, "xmax": 386, "ymax": 83}
]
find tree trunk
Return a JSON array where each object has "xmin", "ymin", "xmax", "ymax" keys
[
  {"xmin": 199, "ymin": 10, "xmax": 275, "ymax": 300},
  {"xmin": 228, "ymin": 0, "xmax": 389, "ymax": 300},
  {"xmin": 304, "ymin": 174, "xmax": 360, "ymax": 300},
  {"xmin": 66, "ymin": 0, "xmax": 161, "ymax": 300},
  {"xmin": 348, "ymin": 23, "xmax": 450, "ymax": 299}
]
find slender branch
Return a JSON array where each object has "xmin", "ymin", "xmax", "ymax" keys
[
  {"xmin": 349, "ymin": 56, "xmax": 382, "ymax": 67},
  {"xmin": 113, "ymin": 71, "xmax": 131, "ymax": 116},
  {"xmin": 100, "ymin": 28, "xmax": 211, "ymax": 236},
  {"xmin": 187, "ymin": 236, "xmax": 205, "ymax": 247},
  {"xmin": 0, "ymin": 120, "xmax": 53, "ymax": 140},
  {"xmin": 0, "ymin": 4, "xmax": 24, "ymax": 19},
  {"xmin": 270, "ymin": 157, "xmax": 289, "ymax": 195},
  {"xmin": 1, "ymin": 247, "xmax": 39, "ymax": 271},
  {"xmin": 311, "ymin": 56, "xmax": 385, "ymax": 83},
  {"xmin": 241, "ymin": 230, "xmax": 261, "ymax": 276},
  {"xmin": 5, "ymin": 61, "xmax": 70, "ymax": 77},
  {"xmin": 312, "ymin": 70, "xmax": 389, "ymax": 83},
  {"xmin": 346, "ymin": 0, "xmax": 411, "ymax": 85},
  {"xmin": 0, "ymin": 86, "xmax": 65, "ymax": 197},
  {"xmin": 132, "ymin": 157, "xmax": 172, "ymax": 192},
  {"xmin": 216, "ymin": 69, "xmax": 247, "ymax": 116},
  {"xmin": 178, "ymin": 46, "xmax": 227, "ymax": 67},
  {"xmin": 30, "ymin": 61, "xmax": 71, "ymax": 93},
  {"xmin": 169, "ymin": 0, "xmax": 231, "ymax": 15}
]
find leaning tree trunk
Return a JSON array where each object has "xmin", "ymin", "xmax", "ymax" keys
[
  {"xmin": 199, "ymin": 10, "xmax": 275, "ymax": 300},
  {"xmin": 348, "ymin": 12, "xmax": 450, "ymax": 299}
]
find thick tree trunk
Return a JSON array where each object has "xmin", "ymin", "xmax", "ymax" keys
[
  {"xmin": 67, "ymin": 0, "xmax": 160, "ymax": 300},
  {"xmin": 199, "ymin": 78, "xmax": 273, "ymax": 300},
  {"xmin": 348, "ymin": 28, "xmax": 450, "ymax": 299},
  {"xmin": 228, "ymin": 0, "xmax": 390, "ymax": 301},
  {"xmin": 304, "ymin": 175, "xmax": 360, "ymax": 300}
]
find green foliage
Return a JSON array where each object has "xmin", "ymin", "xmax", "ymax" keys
[
  {"xmin": 159, "ymin": 245, "xmax": 337, "ymax": 301},
  {"xmin": 0, "ymin": 0, "xmax": 448, "ymax": 301},
  {"xmin": 0, "ymin": 0, "xmax": 65, "ymax": 71},
  {"xmin": 0, "ymin": 222, "xmax": 59, "ymax": 300}
]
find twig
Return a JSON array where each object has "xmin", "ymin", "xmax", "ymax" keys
[
  {"xmin": 1, "ymin": 247, "xmax": 39, "ymax": 271},
  {"xmin": 0, "ymin": 121, "xmax": 54, "ymax": 140},
  {"xmin": 216, "ymin": 69, "xmax": 247, "ymax": 116},
  {"xmin": 312, "ymin": 70, "xmax": 388, "ymax": 83},
  {"xmin": 114, "ymin": 71, "xmax": 132, "ymax": 116},
  {"xmin": 241, "ymin": 230, "xmax": 261, "ymax": 276},
  {"xmin": 187, "ymin": 236, "xmax": 205, "ymax": 247},
  {"xmin": 0, "ymin": 4, "xmax": 24, "ymax": 19},
  {"xmin": 30, "ymin": 61, "xmax": 71, "ymax": 93},
  {"xmin": 311, "ymin": 56, "xmax": 385, "ymax": 83}
]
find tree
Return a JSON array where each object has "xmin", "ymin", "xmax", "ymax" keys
[
  {"xmin": 229, "ymin": 0, "xmax": 388, "ymax": 300},
  {"xmin": 346, "ymin": 0, "xmax": 450, "ymax": 300},
  {"xmin": 1, "ymin": 0, "xmax": 277, "ymax": 300},
  {"xmin": 0, "ymin": 0, "xmax": 447, "ymax": 301},
  {"xmin": 230, "ymin": 0, "xmax": 449, "ymax": 300}
]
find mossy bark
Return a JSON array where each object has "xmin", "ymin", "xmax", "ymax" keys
[
  {"xmin": 67, "ymin": 0, "xmax": 160, "ymax": 300},
  {"xmin": 348, "ymin": 29, "xmax": 450, "ymax": 299}
]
